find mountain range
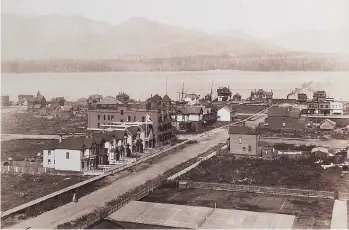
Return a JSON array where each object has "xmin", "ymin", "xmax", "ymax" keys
[{"xmin": 1, "ymin": 14, "xmax": 348, "ymax": 60}]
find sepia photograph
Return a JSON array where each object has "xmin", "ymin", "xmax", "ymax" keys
[{"xmin": 1, "ymin": 0, "xmax": 348, "ymax": 229}]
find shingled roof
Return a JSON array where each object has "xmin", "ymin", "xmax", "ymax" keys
[
  {"xmin": 55, "ymin": 136, "xmax": 95, "ymax": 150},
  {"xmin": 162, "ymin": 94, "xmax": 172, "ymax": 102},
  {"xmin": 228, "ymin": 125, "xmax": 256, "ymax": 135}
]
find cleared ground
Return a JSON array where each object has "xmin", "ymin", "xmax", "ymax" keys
[
  {"xmin": 1, "ymin": 110, "xmax": 87, "ymax": 135},
  {"xmin": 178, "ymin": 155, "xmax": 342, "ymax": 191},
  {"xmin": 1, "ymin": 139, "xmax": 58, "ymax": 161},
  {"xmin": 141, "ymin": 188, "xmax": 334, "ymax": 229},
  {"xmin": 108, "ymin": 201, "xmax": 295, "ymax": 229},
  {"xmin": 1, "ymin": 173, "xmax": 90, "ymax": 211}
]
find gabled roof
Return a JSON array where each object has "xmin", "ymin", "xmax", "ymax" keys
[
  {"xmin": 162, "ymin": 94, "xmax": 172, "ymax": 102},
  {"xmin": 228, "ymin": 125, "xmax": 256, "ymax": 135},
  {"xmin": 147, "ymin": 94, "xmax": 162, "ymax": 102},
  {"xmin": 109, "ymin": 130, "xmax": 128, "ymax": 140},
  {"xmin": 127, "ymin": 126, "xmax": 140, "ymax": 135},
  {"xmin": 320, "ymin": 119, "xmax": 336, "ymax": 126},
  {"xmin": 93, "ymin": 133, "xmax": 113, "ymax": 144},
  {"xmin": 219, "ymin": 106, "xmax": 233, "ymax": 113},
  {"xmin": 311, "ymin": 147, "xmax": 329, "ymax": 153},
  {"xmin": 217, "ymin": 87, "xmax": 232, "ymax": 95},
  {"xmin": 233, "ymin": 93, "xmax": 241, "ymax": 97},
  {"xmin": 55, "ymin": 136, "xmax": 95, "ymax": 150}
]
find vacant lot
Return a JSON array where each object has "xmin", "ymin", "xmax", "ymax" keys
[
  {"xmin": 178, "ymin": 156, "xmax": 342, "ymax": 191},
  {"xmin": 1, "ymin": 111, "xmax": 87, "ymax": 135},
  {"xmin": 1, "ymin": 173, "xmax": 90, "ymax": 211},
  {"xmin": 1, "ymin": 139, "xmax": 58, "ymax": 161},
  {"xmin": 141, "ymin": 188, "xmax": 334, "ymax": 229}
]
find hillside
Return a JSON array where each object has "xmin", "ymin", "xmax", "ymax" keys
[
  {"xmin": 1, "ymin": 14, "xmax": 284, "ymax": 60},
  {"xmin": 268, "ymin": 28, "xmax": 349, "ymax": 54}
]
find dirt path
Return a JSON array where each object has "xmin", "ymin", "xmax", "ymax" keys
[{"xmin": 330, "ymin": 200, "xmax": 347, "ymax": 229}]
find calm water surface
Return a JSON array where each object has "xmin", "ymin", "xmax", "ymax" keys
[{"xmin": 1, "ymin": 71, "xmax": 349, "ymax": 101}]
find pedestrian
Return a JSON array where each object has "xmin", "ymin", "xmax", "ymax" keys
[{"xmin": 72, "ymin": 192, "xmax": 78, "ymax": 202}]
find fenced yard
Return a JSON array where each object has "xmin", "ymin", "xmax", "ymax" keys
[
  {"xmin": 1, "ymin": 165, "xmax": 55, "ymax": 174},
  {"xmin": 180, "ymin": 181, "xmax": 335, "ymax": 199}
]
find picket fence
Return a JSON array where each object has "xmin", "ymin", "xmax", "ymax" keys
[
  {"xmin": 183, "ymin": 181, "xmax": 335, "ymax": 199},
  {"xmin": 1, "ymin": 165, "xmax": 55, "ymax": 174}
]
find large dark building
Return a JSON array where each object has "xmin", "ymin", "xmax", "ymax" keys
[
  {"xmin": 297, "ymin": 93, "xmax": 308, "ymax": 103},
  {"xmin": 217, "ymin": 87, "xmax": 232, "ymax": 101},
  {"xmin": 268, "ymin": 105, "xmax": 307, "ymax": 130},
  {"xmin": 87, "ymin": 99, "xmax": 174, "ymax": 145}
]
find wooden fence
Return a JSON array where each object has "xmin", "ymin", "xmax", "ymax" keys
[
  {"xmin": 181, "ymin": 181, "xmax": 335, "ymax": 199},
  {"xmin": 1, "ymin": 165, "xmax": 55, "ymax": 174}
]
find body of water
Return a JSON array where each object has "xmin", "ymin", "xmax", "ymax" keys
[{"xmin": 1, "ymin": 71, "xmax": 349, "ymax": 101}]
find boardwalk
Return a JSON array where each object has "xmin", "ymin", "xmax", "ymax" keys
[{"xmin": 330, "ymin": 200, "xmax": 348, "ymax": 229}]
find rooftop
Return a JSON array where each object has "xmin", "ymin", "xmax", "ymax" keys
[{"xmin": 228, "ymin": 125, "xmax": 256, "ymax": 135}]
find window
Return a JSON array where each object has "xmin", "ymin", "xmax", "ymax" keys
[
  {"xmin": 108, "ymin": 115, "xmax": 110, "ymax": 120},
  {"xmin": 282, "ymin": 122, "xmax": 286, "ymax": 127},
  {"xmin": 48, "ymin": 150, "xmax": 51, "ymax": 156},
  {"xmin": 320, "ymin": 105, "xmax": 323, "ymax": 108},
  {"xmin": 97, "ymin": 115, "xmax": 100, "ymax": 120},
  {"xmin": 134, "ymin": 116, "xmax": 136, "ymax": 122},
  {"xmin": 248, "ymin": 145, "xmax": 252, "ymax": 152},
  {"xmin": 66, "ymin": 152, "xmax": 69, "ymax": 159},
  {"xmin": 242, "ymin": 147, "xmax": 246, "ymax": 151},
  {"xmin": 142, "ymin": 116, "xmax": 145, "ymax": 122},
  {"xmin": 120, "ymin": 119, "xmax": 123, "ymax": 122},
  {"xmin": 121, "ymin": 110, "xmax": 124, "ymax": 115},
  {"xmin": 98, "ymin": 123, "xmax": 100, "ymax": 128},
  {"xmin": 104, "ymin": 115, "xmax": 106, "ymax": 120},
  {"xmin": 238, "ymin": 137, "xmax": 242, "ymax": 144},
  {"xmin": 128, "ymin": 116, "xmax": 131, "ymax": 121},
  {"xmin": 325, "ymin": 105, "xmax": 329, "ymax": 108},
  {"xmin": 182, "ymin": 115, "xmax": 185, "ymax": 121},
  {"xmin": 48, "ymin": 159, "xmax": 51, "ymax": 164}
]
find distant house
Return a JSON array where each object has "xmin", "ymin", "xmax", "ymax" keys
[
  {"xmin": 257, "ymin": 141, "xmax": 275, "ymax": 159},
  {"xmin": 87, "ymin": 94, "xmax": 103, "ymax": 105},
  {"xmin": 184, "ymin": 94, "xmax": 200, "ymax": 106},
  {"xmin": 228, "ymin": 124, "xmax": 259, "ymax": 156},
  {"xmin": 297, "ymin": 93, "xmax": 308, "ymax": 103},
  {"xmin": 18, "ymin": 95, "xmax": 34, "ymax": 106},
  {"xmin": 1, "ymin": 96, "xmax": 10, "ymax": 106},
  {"xmin": 268, "ymin": 105, "xmax": 307, "ymax": 130},
  {"xmin": 217, "ymin": 87, "xmax": 232, "ymax": 101},
  {"xmin": 249, "ymin": 89, "xmax": 273, "ymax": 104},
  {"xmin": 28, "ymin": 91, "xmax": 46, "ymax": 111},
  {"xmin": 320, "ymin": 119, "xmax": 336, "ymax": 130},
  {"xmin": 311, "ymin": 147, "xmax": 333, "ymax": 159},
  {"xmin": 50, "ymin": 97, "xmax": 65, "ymax": 109},
  {"xmin": 217, "ymin": 106, "xmax": 235, "ymax": 122},
  {"xmin": 232, "ymin": 93, "xmax": 242, "ymax": 101},
  {"xmin": 54, "ymin": 106, "xmax": 74, "ymax": 118},
  {"xmin": 172, "ymin": 106, "xmax": 204, "ymax": 132},
  {"xmin": 161, "ymin": 94, "xmax": 172, "ymax": 109},
  {"xmin": 116, "ymin": 92, "xmax": 131, "ymax": 103}
]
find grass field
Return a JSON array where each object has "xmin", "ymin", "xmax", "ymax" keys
[
  {"xmin": 178, "ymin": 155, "xmax": 342, "ymax": 191},
  {"xmin": 1, "ymin": 173, "xmax": 90, "ymax": 211},
  {"xmin": 1, "ymin": 111, "xmax": 87, "ymax": 135},
  {"xmin": 1, "ymin": 139, "xmax": 58, "ymax": 161},
  {"xmin": 141, "ymin": 188, "xmax": 334, "ymax": 229}
]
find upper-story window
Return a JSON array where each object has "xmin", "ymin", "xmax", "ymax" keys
[
  {"xmin": 66, "ymin": 152, "xmax": 69, "ymax": 159},
  {"xmin": 121, "ymin": 110, "xmax": 124, "ymax": 115},
  {"xmin": 97, "ymin": 115, "xmax": 100, "ymax": 120},
  {"xmin": 142, "ymin": 116, "xmax": 145, "ymax": 122},
  {"xmin": 238, "ymin": 137, "xmax": 242, "ymax": 144}
]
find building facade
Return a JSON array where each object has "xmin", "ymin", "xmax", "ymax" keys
[
  {"xmin": 268, "ymin": 106, "xmax": 307, "ymax": 130},
  {"xmin": 249, "ymin": 89, "xmax": 273, "ymax": 104},
  {"xmin": 228, "ymin": 125, "xmax": 259, "ymax": 156},
  {"xmin": 87, "ymin": 99, "xmax": 173, "ymax": 145},
  {"xmin": 217, "ymin": 106, "xmax": 234, "ymax": 122},
  {"xmin": 217, "ymin": 87, "xmax": 232, "ymax": 101},
  {"xmin": 172, "ymin": 106, "xmax": 204, "ymax": 132}
]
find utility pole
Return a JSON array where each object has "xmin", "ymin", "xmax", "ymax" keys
[{"xmin": 166, "ymin": 76, "xmax": 168, "ymax": 95}]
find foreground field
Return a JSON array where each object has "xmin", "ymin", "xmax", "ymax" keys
[
  {"xmin": 1, "ymin": 139, "xmax": 58, "ymax": 161},
  {"xmin": 178, "ymin": 155, "xmax": 342, "ymax": 191},
  {"xmin": 141, "ymin": 188, "xmax": 334, "ymax": 229},
  {"xmin": 1, "ymin": 173, "xmax": 90, "ymax": 211}
]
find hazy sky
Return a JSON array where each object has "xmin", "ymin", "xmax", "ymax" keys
[{"xmin": 2, "ymin": 0, "xmax": 349, "ymax": 38}]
